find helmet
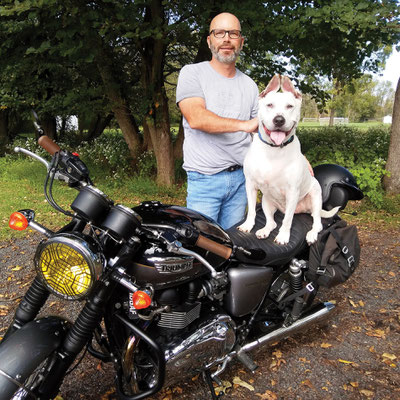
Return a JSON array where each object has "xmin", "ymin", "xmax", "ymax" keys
[{"xmin": 313, "ymin": 164, "xmax": 364, "ymax": 211}]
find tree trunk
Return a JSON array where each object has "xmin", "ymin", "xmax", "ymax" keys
[
  {"xmin": 173, "ymin": 118, "xmax": 184, "ymax": 160},
  {"xmin": 41, "ymin": 115, "xmax": 57, "ymax": 140},
  {"xmin": 85, "ymin": 114, "xmax": 114, "ymax": 141},
  {"xmin": 329, "ymin": 108, "xmax": 335, "ymax": 126},
  {"xmin": 140, "ymin": 0, "xmax": 174, "ymax": 185},
  {"xmin": 97, "ymin": 54, "xmax": 142, "ymax": 163},
  {"xmin": 383, "ymin": 77, "xmax": 400, "ymax": 194},
  {"xmin": 0, "ymin": 109, "xmax": 9, "ymax": 155}
]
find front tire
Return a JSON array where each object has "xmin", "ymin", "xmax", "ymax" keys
[{"xmin": 0, "ymin": 317, "xmax": 68, "ymax": 399}]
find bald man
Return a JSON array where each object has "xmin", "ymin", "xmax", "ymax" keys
[{"xmin": 176, "ymin": 12, "xmax": 259, "ymax": 229}]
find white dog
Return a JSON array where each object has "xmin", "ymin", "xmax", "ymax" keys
[{"xmin": 238, "ymin": 75, "xmax": 338, "ymax": 245}]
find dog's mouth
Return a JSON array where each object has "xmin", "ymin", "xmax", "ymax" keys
[{"xmin": 262, "ymin": 123, "xmax": 295, "ymax": 146}]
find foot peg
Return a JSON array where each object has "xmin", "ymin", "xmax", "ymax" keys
[{"xmin": 236, "ymin": 350, "xmax": 258, "ymax": 372}]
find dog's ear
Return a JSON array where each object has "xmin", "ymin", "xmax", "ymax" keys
[
  {"xmin": 259, "ymin": 75, "xmax": 281, "ymax": 98},
  {"xmin": 281, "ymin": 76, "xmax": 302, "ymax": 99}
]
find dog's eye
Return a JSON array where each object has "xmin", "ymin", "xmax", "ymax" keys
[
  {"xmin": 286, "ymin": 104, "xmax": 294, "ymax": 109},
  {"xmin": 267, "ymin": 103, "xmax": 273, "ymax": 108}
]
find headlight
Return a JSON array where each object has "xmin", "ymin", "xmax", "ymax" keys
[{"xmin": 35, "ymin": 233, "xmax": 103, "ymax": 300}]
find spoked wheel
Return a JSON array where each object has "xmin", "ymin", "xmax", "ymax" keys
[
  {"xmin": 0, "ymin": 317, "xmax": 68, "ymax": 400},
  {"xmin": 10, "ymin": 355, "xmax": 54, "ymax": 400}
]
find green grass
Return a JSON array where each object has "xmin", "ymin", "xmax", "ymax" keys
[
  {"xmin": 1, "ymin": 156, "xmax": 399, "ymax": 241},
  {"xmin": 298, "ymin": 121, "xmax": 389, "ymax": 131},
  {"xmin": 0, "ymin": 157, "xmax": 186, "ymax": 241}
]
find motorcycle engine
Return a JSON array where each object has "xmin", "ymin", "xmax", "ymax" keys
[{"xmin": 163, "ymin": 313, "xmax": 236, "ymax": 387}]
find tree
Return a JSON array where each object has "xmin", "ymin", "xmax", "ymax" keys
[
  {"xmin": 384, "ymin": 76, "xmax": 400, "ymax": 194},
  {"xmin": 1, "ymin": 0, "xmax": 399, "ymax": 183}
]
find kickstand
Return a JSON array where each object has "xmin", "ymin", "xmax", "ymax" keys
[{"xmin": 202, "ymin": 371, "xmax": 223, "ymax": 399}]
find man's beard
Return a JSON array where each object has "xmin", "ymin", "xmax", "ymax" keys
[{"xmin": 210, "ymin": 43, "xmax": 241, "ymax": 64}]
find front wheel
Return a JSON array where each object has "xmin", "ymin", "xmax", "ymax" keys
[
  {"xmin": 9, "ymin": 355, "xmax": 55, "ymax": 399},
  {"xmin": 0, "ymin": 317, "xmax": 68, "ymax": 399}
]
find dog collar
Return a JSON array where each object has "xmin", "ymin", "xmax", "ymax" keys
[{"xmin": 258, "ymin": 129, "xmax": 295, "ymax": 148}]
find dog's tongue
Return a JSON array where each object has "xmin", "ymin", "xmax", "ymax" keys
[{"xmin": 271, "ymin": 131, "xmax": 286, "ymax": 146}]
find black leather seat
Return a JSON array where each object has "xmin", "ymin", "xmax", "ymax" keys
[{"xmin": 227, "ymin": 206, "xmax": 313, "ymax": 266}]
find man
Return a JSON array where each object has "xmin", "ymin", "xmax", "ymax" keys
[{"xmin": 176, "ymin": 12, "xmax": 259, "ymax": 229}]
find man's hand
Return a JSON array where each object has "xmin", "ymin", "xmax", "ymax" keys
[
  {"xmin": 179, "ymin": 97, "xmax": 259, "ymax": 134},
  {"xmin": 241, "ymin": 117, "xmax": 259, "ymax": 133}
]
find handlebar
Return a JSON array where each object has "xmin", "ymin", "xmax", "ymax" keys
[
  {"xmin": 195, "ymin": 235, "xmax": 232, "ymax": 259},
  {"xmin": 38, "ymin": 135, "xmax": 61, "ymax": 155}
]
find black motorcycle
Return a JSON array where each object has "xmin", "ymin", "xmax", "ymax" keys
[{"xmin": 0, "ymin": 135, "xmax": 363, "ymax": 399}]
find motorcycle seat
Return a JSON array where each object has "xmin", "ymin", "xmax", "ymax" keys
[{"xmin": 227, "ymin": 205, "xmax": 313, "ymax": 266}]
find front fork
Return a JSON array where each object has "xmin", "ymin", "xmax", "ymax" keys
[
  {"xmin": 3, "ymin": 276, "xmax": 116, "ymax": 398},
  {"xmin": 2, "ymin": 277, "xmax": 50, "ymax": 341}
]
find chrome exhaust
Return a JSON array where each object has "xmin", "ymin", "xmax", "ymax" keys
[{"xmin": 240, "ymin": 302, "xmax": 335, "ymax": 354}]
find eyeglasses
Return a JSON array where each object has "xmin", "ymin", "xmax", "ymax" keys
[{"xmin": 209, "ymin": 29, "xmax": 242, "ymax": 39}]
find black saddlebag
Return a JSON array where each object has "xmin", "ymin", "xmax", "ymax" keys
[{"xmin": 307, "ymin": 218, "xmax": 360, "ymax": 287}]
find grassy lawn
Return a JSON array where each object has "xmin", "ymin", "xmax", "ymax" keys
[
  {"xmin": 1, "ymin": 158, "xmax": 399, "ymax": 242},
  {"xmin": 0, "ymin": 157, "xmax": 186, "ymax": 241},
  {"xmin": 298, "ymin": 121, "xmax": 389, "ymax": 130}
]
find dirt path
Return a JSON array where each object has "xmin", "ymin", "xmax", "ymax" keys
[{"xmin": 0, "ymin": 225, "xmax": 399, "ymax": 400}]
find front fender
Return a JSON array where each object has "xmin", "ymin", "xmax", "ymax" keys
[{"xmin": 0, "ymin": 316, "xmax": 69, "ymax": 398}]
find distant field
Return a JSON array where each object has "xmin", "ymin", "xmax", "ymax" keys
[{"xmin": 298, "ymin": 121, "xmax": 389, "ymax": 130}]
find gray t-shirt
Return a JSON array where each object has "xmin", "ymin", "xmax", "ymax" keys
[{"xmin": 176, "ymin": 61, "xmax": 259, "ymax": 175}]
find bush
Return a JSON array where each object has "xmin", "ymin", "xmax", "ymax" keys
[{"xmin": 298, "ymin": 125, "xmax": 391, "ymax": 207}]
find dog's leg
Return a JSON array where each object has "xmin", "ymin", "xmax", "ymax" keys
[
  {"xmin": 305, "ymin": 183, "xmax": 324, "ymax": 244},
  {"xmin": 237, "ymin": 181, "xmax": 258, "ymax": 233},
  {"xmin": 256, "ymin": 196, "xmax": 277, "ymax": 239},
  {"xmin": 275, "ymin": 188, "xmax": 299, "ymax": 245}
]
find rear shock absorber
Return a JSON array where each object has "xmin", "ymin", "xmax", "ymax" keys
[{"xmin": 288, "ymin": 259, "xmax": 306, "ymax": 323}]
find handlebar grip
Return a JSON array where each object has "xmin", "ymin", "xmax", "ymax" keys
[
  {"xmin": 195, "ymin": 235, "xmax": 232, "ymax": 259},
  {"xmin": 38, "ymin": 135, "xmax": 61, "ymax": 156}
]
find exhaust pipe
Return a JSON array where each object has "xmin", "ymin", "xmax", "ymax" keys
[{"xmin": 240, "ymin": 302, "xmax": 335, "ymax": 354}]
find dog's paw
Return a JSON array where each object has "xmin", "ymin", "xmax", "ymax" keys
[
  {"xmin": 274, "ymin": 230, "xmax": 290, "ymax": 245},
  {"xmin": 306, "ymin": 230, "xmax": 319, "ymax": 245},
  {"xmin": 237, "ymin": 222, "xmax": 254, "ymax": 233},
  {"xmin": 255, "ymin": 227, "xmax": 272, "ymax": 239}
]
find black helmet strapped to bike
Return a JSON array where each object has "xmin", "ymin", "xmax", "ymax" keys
[{"xmin": 313, "ymin": 164, "xmax": 364, "ymax": 211}]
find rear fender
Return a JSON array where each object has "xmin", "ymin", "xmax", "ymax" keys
[{"xmin": 0, "ymin": 316, "xmax": 69, "ymax": 398}]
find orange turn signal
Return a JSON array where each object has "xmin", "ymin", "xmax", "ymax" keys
[
  {"xmin": 9, "ymin": 212, "xmax": 29, "ymax": 231},
  {"xmin": 132, "ymin": 290, "xmax": 152, "ymax": 310}
]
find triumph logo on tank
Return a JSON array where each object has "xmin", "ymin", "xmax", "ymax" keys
[{"xmin": 153, "ymin": 257, "xmax": 194, "ymax": 274}]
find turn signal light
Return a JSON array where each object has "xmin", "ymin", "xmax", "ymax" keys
[
  {"xmin": 132, "ymin": 290, "xmax": 152, "ymax": 310},
  {"xmin": 9, "ymin": 212, "xmax": 29, "ymax": 231}
]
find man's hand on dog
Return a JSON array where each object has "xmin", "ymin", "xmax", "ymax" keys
[{"xmin": 241, "ymin": 117, "xmax": 259, "ymax": 133}]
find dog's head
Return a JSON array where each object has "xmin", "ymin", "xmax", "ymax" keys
[{"xmin": 258, "ymin": 75, "xmax": 302, "ymax": 147}]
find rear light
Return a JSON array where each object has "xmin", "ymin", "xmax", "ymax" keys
[
  {"xmin": 9, "ymin": 212, "xmax": 29, "ymax": 231},
  {"xmin": 132, "ymin": 290, "xmax": 152, "ymax": 309}
]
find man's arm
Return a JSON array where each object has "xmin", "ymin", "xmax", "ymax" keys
[{"xmin": 179, "ymin": 97, "xmax": 258, "ymax": 134}]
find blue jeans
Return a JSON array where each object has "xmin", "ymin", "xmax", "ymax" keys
[{"xmin": 186, "ymin": 169, "xmax": 247, "ymax": 230}]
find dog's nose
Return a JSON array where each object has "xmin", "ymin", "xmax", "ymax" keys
[{"xmin": 273, "ymin": 115, "xmax": 285, "ymax": 127}]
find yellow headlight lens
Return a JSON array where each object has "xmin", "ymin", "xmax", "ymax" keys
[{"xmin": 35, "ymin": 234, "xmax": 102, "ymax": 300}]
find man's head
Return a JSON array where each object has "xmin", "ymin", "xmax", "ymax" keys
[{"xmin": 207, "ymin": 13, "xmax": 244, "ymax": 64}]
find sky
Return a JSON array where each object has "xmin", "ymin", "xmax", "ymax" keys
[{"xmin": 377, "ymin": 47, "xmax": 399, "ymax": 89}]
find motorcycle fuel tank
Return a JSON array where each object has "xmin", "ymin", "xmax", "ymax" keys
[{"xmin": 127, "ymin": 202, "xmax": 232, "ymax": 289}]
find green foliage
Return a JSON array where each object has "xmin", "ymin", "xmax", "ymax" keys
[
  {"xmin": 298, "ymin": 125, "xmax": 391, "ymax": 207},
  {"xmin": 137, "ymin": 151, "xmax": 157, "ymax": 178}
]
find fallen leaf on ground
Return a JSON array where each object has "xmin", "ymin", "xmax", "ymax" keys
[
  {"xmin": 301, "ymin": 379, "xmax": 315, "ymax": 389},
  {"xmin": 232, "ymin": 376, "xmax": 255, "ymax": 391},
  {"xmin": 359, "ymin": 389, "xmax": 374, "ymax": 397},
  {"xmin": 321, "ymin": 342, "xmax": 332, "ymax": 348},
  {"xmin": 256, "ymin": 390, "xmax": 278, "ymax": 400},
  {"xmin": 365, "ymin": 329, "xmax": 386, "ymax": 338},
  {"xmin": 214, "ymin": 380, "xmax": 232, "ymax": 396},
  {"xmin": 349, "ymin": 299, "xmax": 358, "ymax": 308},
  {"xmin": 382, "ymin": 353, "xmax": 396, "ymax": 361}
]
